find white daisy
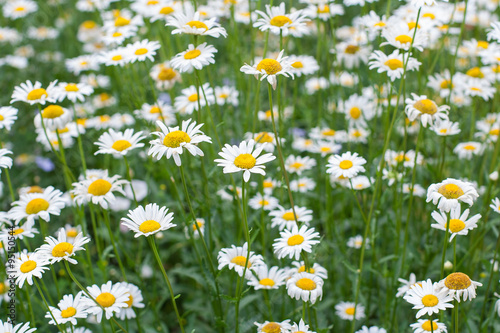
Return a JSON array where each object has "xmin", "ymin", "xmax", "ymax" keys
[
  {"xmin": 381, "ymin": 24, "xmax": 427, "ymax": 52},
  {"xmin": 437, "ymin": 272, "xmax": 482, "ymax": 302},
  {"xmin": 55, "ymin": 82, "xmax": 94, "ymax": 103},
  {"xmin": 134, "ymin": 101, "xmax": 176, "ymax": 125},
  {"xmin": 174, "ymin": 84, "xmax": 215, "ymax": 115},
  {"xmin": 405, "ymin": 93, "xmax": 450, "ymax": 128},
  {"xmin": 404, "ymin": 278, "xmax": 454, "ymax": 318},
  {"xmin": 170, "ymin": 42, "xmax": 217, "ymax": 73},
  {"xmin": 430, "ymin": 120, "xmax": 461, "ymax": 136},
  {"xmin": 335, "ymin": 301, "xmax": 366, "ymax": 321},
  {"xmin": 125, "ymin": 39, "xmax": 161, "ymax": 63},
  {"xmin": 248, "ymin": 193, "xmax": 280, "ymax": 211},
  {"xmin": 121, "ymin": 203, "xmax": 176, "ymax": 238},
  {"xmin": 426, "ymin": 178, "xmax": 479, "ymax": 213},
  {"xmin": 95, "ymin": 128, "xmax": 146, "ymax": 156},
  {"xmin": 0, "ymin": 149, "xmax": 13, "ymax": 173},
  {"xmin": 284, "ymin": 155, "xmax": 316, "ymax": 175},
  {"xmin": 71, "ymin": 171, "xmax": 128, "ymax": 209},
  {"xmin": 217, "ymin": 242, "xmax": 264, "ymax": 278},
  {"xmin": 12, "ymin": 252, "xmax": 49, "ymax": 288},
  {"xmin": 0, "ymin": 320, "xmax": 36, "ymax": 333},
  {"xmin": 269, "ymin": 206, "xmax": 313, "ymax": 230},
  {"xmin": 453, "ymin": 142, "xmax": 483, "ymax": 160},
  {"xmin": 1, "ymin": 220, "xmax": 38, "ymax": 240},
  {"xmin": 286, "ymin": 272, "xmax": 323, "ymax": 304},
  {"xmin": 0, "ymin": 106, "xmax": 18, "ymax": 130},
  {"xmin": 34, "ymin": 105, "xmax": 73, "ymax": 131},
  {"xmin": 10, "ymin": 80, "xmax": 58, "ymax": 105},
  {"xmin": 290, "ymin": 319, "xmax": 315, "ymax": 333},
  {"xmin": 36, "ymin": 227, "xmax": 90, "ymax": 265},
  {"xmin": 247, "ymin": 265, "xmax": 287, "ymax": 290},
  {"xmin": 290, "ymin": 177, "xmax": 316, "ymax": 193},
  {"xmin": 273, "ymin": 225, "xmax": 320, "ymax": 260},
  {"xmin": 490, "ymin": 197, "xmax": 500, "ymax": 214},
  {"xmin": 9, "ymin": 186, "xmax": 65, "ymax": 223},
  {"xmin": 431, "ymin": 203, "xmax": 481, "ymax": 241},
  {"xmin": 410, "ymin": 319, "xmax": 447, "ymax": 333},
  {"xmin": 82, "ymin": 281, "xmax": 130, "ymax": 322},
  {"xmin": 115, "ymin": 282, "xmax": 145, "ymax": 320},
  {"xmin": 290, "ymin": 261, "xmax": 328, "ymax": 279},
  {"xmin": 240, "ymin": 50, "xmax": 294, "ymax": 90},
  {"xmin": 396, "ymin": 273, "xmax": 419, "ymax": 298},
  {"xmin": 166, "ymin": 7, "xmax": 227, "ymax": 38},
  {"xmin": 253, "ymin": 2, "xmax": 309, "ymax": 37},
  {"xmin": 45, "ymin": 292, "xmax": 88, "ymax": 326},
  {"xmin": 254, "ymin": 320, "xmax": 292, "ymax": 333},
  {"xmin": 369, "ymin": 50, "xmax": 421, "ymax": 81},
  {"xmin": 326, "ymin": 152, "xmax": 366, "ymax": 179}
]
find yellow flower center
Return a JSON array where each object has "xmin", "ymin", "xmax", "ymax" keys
[
  {"xmin": 15, "ymin": 6, "xmax": 25, "ymax": 12},
  {"xmin": 160, "ymin": 6, "xmax": 174, "ymax": 14},
  {"xmin": 230, "ymin": 255, "xmax": 251, "ymax": 267},
  {"xmin": 256, "ymin": 59, "xmax": 283, "ymax": 75},
  {"xmin": 82, "ymin": 20, "xmax": 96, "ymax": 29},
  {"xmin": 26, "ymin": 198, "xmax": 50, "ymax": 215},
  {"xmin": 466, "ymin": 67, "xmax": 484, "ymax": 78},
  {"xmin": 463, "ymin": 145, "xmax": 476, "ymax": 151},
  {"xmin": 234, "ymin": 153, "xmax": 256, "ymax": 169},
  {"xmin": 135, "ymin": 48, "xmax": 148, "ymax": 55},
  {"xmin": 440, "ymin": 80, "xmax": 453, "ymax": 89},
  {"xmin": 421, "ymin": 294, "xmax": 439, "ymax": 307},
  {"xmin": 255, "ymin": 132, "xmax": 273, "ymax": 143},
  {"xmin": 322, "ymin": 129, "xmax": 335, "ymax": 136},
  {"xmin": 12, "ymin": 228, "xmax": 24, "ymax": 236},
  {"xmin": 282, "ymin": 212, "xmax": 296, "ymax": 221},
  {"xmin": 395, "ymin": 35, "xmax": 412, "ymax": 44},
  {"xmin": 407, "ymin": 22, "xmax": 421, "ymax": 30},
  {"xmin": 150, "ymin": 106, "xmax": 161, "ymax": 114},
  {"xmin": 477, "ymin": 40, "xmax": 489, "ymax": 49},
  {"xmin": 270, "ymin": 15, "xmax": 292, "ymax": 27},
  {"xmin": 139, "ymin": 220, "xmax": 161, "ymax": 233},
  {"xmin": 114, "ymin": 16, "xmax": 131, "ymax": 27},
  {"xmin": 42, "ymin": 105, "xmax": 64, "ymax": 119},
  {"xmin": 0, "ymin": 282, "xmax": 5, "ymax": 294},
  {"xmin": 158, "ymin": 68, "xmax": 176, "ymax": 80},
  {"xmin": 65, "ymin": 84, "xmax": 79, "ymax": 92},
  {"xmin": 20, "ymin": 260, "xmax": 37, "ymax": 273},
  {"xmin": 298, "ymin": 265, "xmax": 315, "ymax": 274},
  {"xmin": 296, "ymin": 277, "xmax": 316, "ymax": 290},
  {"xmin": 147, "ymin": 0, "xmax": 159, "ymax": 4},
  {"xmin": 444, "ymin": 272, "xmax": 472, "ymax": 290},
  {"xmin": 186, "ymin": 20, "xmax": 208, "ymax": 30},
  {"xmin": 422, "ymin": 13, "xmax": 436, "ymax": 19},
  {"xmin": 52, "ymin": 242, "xmax": 74, "ymax": 257},
  {"xmin": 414, "ymin": 99, "xmax": 438, "ymax": 115},
  {"xmin": 162, "ymin": 130, "xmax": 191, "ymax": 148},
  {"xmin": 125, "ymin": 294, "xmax": 134, "ymax": 307},
  {"xmin": 349, "ymin": 107, "xmax": 362, "ymax": 119},
  {"xmin": 291, "ymin": 61, "xmax": 303, "ymax": 68},
  {"xmin": 61, "ymin": 307, "xmax": 77, "ymax": 318},
  {"xmin": 67, "ymin": 229, "xmax": 78, "ymax": 238},
  {"xmin": 339, "ymin": 160, "xmax": 353, "ymax": 170},
  {"xmin": 490, "ymin": 129, "xmax": 499, "ymax": 136},
  {"xmin": 438, "ymin": 183, "xmax": 464, "ymax": 199},
  {"xmin": 421, "ymin": 320, "xmax": 438, "ymax": 331},
  {"xmin": 317, "ymin": 5, "xmax": 330, "ymax": 13},
  {"xmin": 345, "ymin": 45, "xmax": 360, "ymax": 54},
  {"xmin": 447, "ymin": 218, "xmax": 466, "ymax": 233},
  {"xmin": 384, "ymin": 59, "xmax": 403, "ymax": 70},
  {"xmin": 96, "ymin": 292, "xmax": 116, "ymax": 307},
  {"xmin": 112, "ymin": 55, "xmax": 123, "ymax": 61},
  {"xmin": 345, "ymin": 307, "xmax": 356, "ymax": 315},
  {"xmin": 192, "ymin": 221, "xmax": 204, "ymax": 231},
  {"xmin": 27, "ymin": 88, "xmax": 48, "ymax": 101},
  {"xmin": 287, "ymin": 235, "xmax": 304, "ymax": 246},
  {"xmin": 374, "ymin": 21, "xmax": 386, "ymax": 27},
  {"xmin": 184, "ymin": 49, "xmax": 201, "ymax": 59},
  {"xmin": 88, "ymin": 179, "xmax": 112, "ymax": 196},
  {"xmin": 111, "ymin": 140, "xmax": 132, "ymax": 152},
  {"xmin": 187, "ymin": 93, "xmax": 199, "ymax": 102},
  {"xmin": 290, "ymin": 162, "xmax": 303, "ymax": 169},
  {"xmin": 259, "ymin": 278, "xmax": 275, "ymax": 287},
  {"xmin": 0, "ymin": 115, "xmax": 4, "ymax": 121},
  {"xmin": 262, "ymin": 323, "xmax": 281, "ymax": 333}
]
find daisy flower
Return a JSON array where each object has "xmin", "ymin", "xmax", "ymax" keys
[
  {"xmin": 254, "ymin": 3, "xmax": 309, "ymax": 37},
  {"xmin": 134, "ymin": 101, "xmax": 176, "ymax": 125},
  {"xmin": 290, "ymin": 319, "xmax": 315, "ymax": 333},
  {"xmin": 287, "ymin": 55, "xmax": 319, "ymax": 77},
  {"xmin": 273, "ymin": 225, "xmax": 320, "ymax": 260},
  {"xmin": 82, "ymin": 281, "xmax": 130, "ymax": 322},
  {"xmin": 290, "ymin": 261, "xmax": 328, "ymax": 279},
  {"xmin": 215, "ymin": 139, "xmax": 276, "ymax": 182},
  {"xmin": 214, "ymin": 85, "xmax": 239, "ymax": 106},
  {"xmin": 36, "ymin": 227, "xmax": 90, "ymax": 265},
  {"xmin": 326, "ymin": 152, "xmax": 366, "ymax": 179},
  {"xmin": 463, "ymin": 78, "xmax": 496, "ymax": 101},
  {"xmin": 55, "ymin": 82, "xmax": 94, "ymax": 103},
  {"xmin": 431, "ymin": 205, "xmax": 481, "ymax": 242},
  {"xmin": 121, "ymin": 203, "xmax": 176, "ymax": 238},
  {"xmin": 150, "ymin": 61, "xmax": 182, "ymax": 90},
  {"xmin": 166, "ymin": 8, "xmax": 227, "ymax": 38},
  {"xmin": 453, "ymin": 142, "xmax": 483, "ymax": 160},
  {"xmin": 125, "ymin": 39, "xmax": 161, "ymax": 63},
  {"xmin": 170, "ymin": 42, "xmax": 217, "ymax": 73},
  {"xmin": 490, "ymin": 198, "xmax": 500, "ymax": 214},
  {"xmin": 174, "ymin": 84, "xmax": 215, "ymax": 115},
  {"xmin": 12, "ymin": 252, "xmax": 49, "ymax": 288},
  {"xmin": 335, "ymin": 301, "xmax": 365, "ymax": 321},
  {"xmin": 404, "ymin": 278, "xmax": 454, "ymax": 318},
  {"xmin": 286, "ymin": 272, "xmax": 324, "ymax": 304},
  {"xmin": 34, "ymin": 105, "xmax": 72, "ymax": 131},
  {"xmin": 248, "ymin": 193, "xmax": 280, "ymax": 211},
  {"xmin": 0, "ymin": 106, "xmax": 18, "ymax": 130},
  {"xmin": 311, "ymin": 140, "xmax": 342, "ymax": 156},
  {"xmin": 369, "ymin": 50, "xmax": 421, "ymax": 81},
  {"xmin": 487, "ymin": 22, "xmax": 500, "ymax": 42},
  {"xmin": 217, "ymin": 242, "xmax": 264, "ymax": 278},
  {"xmin": 356, "ymin": 327, "xmax": 387, "ymax": 333},
  {"xmin": 396, "ymin": 273, "xmax": 419, "ymax": 298},
  {"xmin": 11, "ymin": 80, "xmax": 58, "ymax": 105},
  {"xmin": 95, "ymin": 128, "xmax": 146, "ymax": 156},
  {"xmin": 115, "ymin": 282, "xmax": 145, "ymax": 320},
  {"xmin": 405, "ymin": 93, "xmax": 450, "ymax": 128},
  {"xmin": 0, "ymin": 149, "xmax": 13, "ymax": 173},
  {"xmin": 284, "ymin": 155, "xmax": 316, "ymax": 175},
  {"xmin": 240, "ymin": 50, "xmax": 293, "ymax": 90},
  {"xmin": 381, "ymin": 24, "xmax": 427, "ymax": 51},
  {"xmin": 148, "ymin": 118, "xmax": 212, "ymax": 166},
  {"xmin": 254, "ymin": 320, "xmax": 292, "ymax": 333},
  {"xmin": 3, "ymin": 0, "xmax": 38, "ymax": 19},
  {"xmin": 46, "ymin": 292, "xmax": 88, "ymax": 326},
  {"xmin": 426, "ymin": 178, "xmax": 479, "ymax": 213},
  {"xmin": 438, "ymin": 272, "xmax": 482, "ymax": 302},
  {"xmin": 98, "ymin": 48, "xmax": 129, "ymax": 67},
  {"xmin": 9, "ymin": 186, "xmax": 65, "ymax": 223},
  {"xmin": 0, "ymin": 321, "xmax": 36, "ymax": 333},
  {"xmin": 430, "ymin": 120, "xmax": 461, "ymax": 136},
  {"xmin": 269, "ymin": 206, "xmax": 313, "ymax": 230},
  {"xmin": 247, "ymin": 265, "xmax": 287, "ymax": 290},
  {"xmin": 347, "ymin": 235, "xmax": 369, "ymax": 249},
  {"xmin": 410, "ymin": 319, "xmax": 447, "ymax": 333},
  {"xmin": 71, "ymin": 172, "xmax": 128, "ymax": 209},
  {"xmin": 185, "ymin": 218, "xmax": 205, "ymax": 239},
  {"xmin": 1, "ymin": 220, "xmax": 38, "ymax": 240},
  {"xmin": 349, "ymin": 175, "xmax": 373, "ymax": 190},
  {"xmin": 290, "ymin": 177, "xmax": 316, "ymax": 192}
]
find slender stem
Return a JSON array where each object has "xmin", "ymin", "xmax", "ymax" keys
[
  {"xmin": 102, "ymin": 209, "xmax": 127, "ymax": 281},
  {"xmin": 123, "ymin": 156, "xmax": 138, "ymax": 206},
  {"xmin": 3, "ymin": 168, "xmax": 15, "ymax": 202},
  {"xmin": 34, "ymin": 279, "xmax": 65, "ymax": 333}
]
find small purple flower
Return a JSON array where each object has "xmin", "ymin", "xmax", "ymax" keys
[{"xmin": 36, "ymin": 156, "xmax": 55, "ymax": 172}]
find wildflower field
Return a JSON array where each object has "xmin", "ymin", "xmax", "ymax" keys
[{"xmin": 2, "ymin": 0, "xmax": 500, "ymax": 332}]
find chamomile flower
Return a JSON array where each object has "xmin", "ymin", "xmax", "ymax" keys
[
  {"xmin": 490, "ymin": 198, "xmax": 500, "ymax": 214},
  {"xmin": 166, "ymin": 8, "xmax": 227, "ymax": 38},
  {"xmin": 269, "ymin": 206, "xmax": 313, "ymax": 230},
  {"xmin": 9, "ymin": 186, "xmax": 65, "ymax": 223},
  {"xmin": 3, "ymin": 0, "xmax": 38, "ymax": 19},
  {"xmin": 410, "ymin": 319, "xmax": 447, "ymax": 333},
  {"xmin": 290, "ymin": 177, "xmax": 316, "ymax": 192},
  {"xmin": 135, "ymin": 101, "xmax": 176, "ymax": 125},
  {"xmin": 1, "ymin": 220, "xmax": 38, "ymax": 240},
  {"xmin": 404, "ymin": 278, "xmax": 454, "ymax": 318},
  {"xmin": 12, "ymin": 252, "xmax": 49, "ymax": 288},
  {"xmin": 82, "ymin": 281, "xmax": 130, "ymax": 322},
  {"xmin": 381, "ymin": 24, "xmax": 427, "ymax": 51},
  {"xmin": 116, "ymin": 282, "xmax": 145, "ymax": 320},
  {"xmin": 0, "ymin": 106, "xmax": 18, "ymax": 130},
  {"xmin": 255, "ymin": 320, "xmax": 292, "ymax": 333},
  {"xmin": 148, "ymin": 118, "xmax": 212, "ymax": 166},
  {"xmin": 438, "ymin": 272, "xmax": 482, "ymax": 302},
  {"xmin": 356, "ymin": 327, "xmax": 387, "ymax": 333},
  {"xmin": 55, "ymin": 82, "xmax": 94, "ymax": 103},
  {"xmin": 11, "ymin": 80, "xmax": 58, "ymax": 105},
  {"xmin": 71, "ymin": 172, "xmax": 128, "ymax": 209},
  {"xmin": 217, "ymin": 242, "xmax": 264, "ymax": 278},
  {"xmin": 335, "ymin": 302, "xmax": 365, "ymax": 321},
  {"xmin": 254, "ymin": 3, "xmax": 309, "ymax": 37},
  {"xmin": 326, "ymin": 152, "xmax": 366, "ymax": 179},
  {"xmin": 487, "ymin": 22, "xmax": 500, "ymax": 42},
  {"xmin": 185, "ymin": 218, "xmax": 205, "ymax": 239},
  {"xmin": 98, "ymin": 48, "xmax": 129, "ymax": 67},
  {"xmin": 431, "ymin": 120, "xmax": 461, "ymax": 136},
  {"xmin": 170, "ymin": 42, "xmax": 217, "ymax": 73},
  {"xmin": 125, "ymin": 39, "xmax": 161, "ymax": 63},
  {"xmin": 150, "ymin": 61, "xmax": 182, "ymax": 90},
  {"xmin": 290, "ymin": 319, "xmax": 315, "ymax": 333},
  {"xmin": 46, "ymin": 292, "xmax": 88, "ymax": 326},
  {"xmin": 405, "ymin": 94, "xmax": 450, "ymax": 128},
  {"xmin": 0, "ymin": 321, "xmax": 36, "ymax": 333},
  {"xmin": 285, "ymin": 155, "xmax": 316, "ymax": 175},
  {"xmin": 240, "ymin": 50, "xmax": 293, "ymax": 90},
  {"xmin": 121, "ymin": 203, "xmax": 176, "ymax": 238},
  {"xmin": 273, "ymin": 225, "xmax": 320, "ymax": 260},
  {"xmin": 349, "ymin": 175, "xmax": 373, "ymax": 190},
  {"xmin": 431, "ymin": 206, "xmax": 481, "ymax": 241},
  {"xmin": 95, "ymin": 128, "xmax": 145, "ymax": 156},
  {"xmin": 369, "ymin": 50, "xmax": 421, "ymax": 81},
  {"xmin": 248, "ymin": 193, "xmax": 280, "ymax": 211},
  {"xmin": 174, "ymin": 84, "xmax": 215, "ymax": 115},
  {"xmin": 0, "ymin": 149, "xmax": 13, "ymax": 173},
  {"xmin": 347, "ymin": 235, "xmax": 369, "ymax": 249},
  {"xmin": 287, "ymin": 272, "xmax": 323, "ymax": 304},
  {"xmin": 287, "ymin": 55, "xmax": 320, "ymax": 77},
  {"xmin": 396, "ymin": 273, "xmax": 419, "ymax": 298},
  {"xmin": 215, "ymin": 139, "xmax": 276, "ymax": 182},
  {"xmin": 426, "ymin": 178, "xmax": 479, "ymax": 213},
  {"xmin": 463, "ymin": 78, "xmax": 496, "ymax": 101},
  {"xmin": 37, "ymin": 227, "xmax": 90, "ymax": 264},
  {"xmin": 290, "ymin": 261, "xmax": 328, "ymax": 279},
  {"xmin": 214, "ymin": 85, "xmax": 239, "ymax": 106},
  {"xmin": 453, "ymin": 142, "xmax": 483, "ymax": 160},
  {"xmin": 34, "ymin": 105, "xmax": 72, "ymax": 131},
  {"xmin": 247, "ymin": 265, "xmax": 287, "ymax": 290}
]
